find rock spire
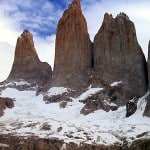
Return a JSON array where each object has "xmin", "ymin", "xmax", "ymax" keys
[
  {"xmin": 92, "ymin": 13, "xmax": 148, "ymax": 103},
  {"xmin": 7, "ymin": 30, "xmax": 52, "ymax": 87},
  {"xmin": 50, "ymin": 0, "xmax": 91, "ymax": 88}
]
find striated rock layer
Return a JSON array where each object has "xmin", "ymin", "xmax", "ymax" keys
[
  {"xmin": 50, "ymin": 0, "xmax": 91, "ymax": 88},
  {"xmin": 93, "ymin": 13, "xmax": 148, "ymax": 104},
  {"xmin": 7, "ymin": 30, "xmax": 52, "ymax": 87}
]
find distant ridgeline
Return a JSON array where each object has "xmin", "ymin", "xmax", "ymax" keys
[{"xmin": 0, "ymin": 0, "xmax": 150, "ymax": 117}]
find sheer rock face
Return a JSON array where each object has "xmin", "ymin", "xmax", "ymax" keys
[
  {"xmin": 7, "ymin": 30, "xmax": 52, "ymax": 87},
  {"xmin": 93, "ymin": 13, "xmax": 148, "ymax": 103},
  {"xmin": 51, "ymin": 0, "xmax": 91, "ymax": 88},
  {"xmin": 148, "ymin": 41, "xmax": 150, "ymax": 85},
  {"xmin": 144, "ymin": 41, "xmax": 150, "ymax": 117}
]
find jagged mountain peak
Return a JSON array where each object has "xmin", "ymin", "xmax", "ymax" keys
[
  {"xmin": 104, "ymin": 13, "xmax": 113, "ymax": 20},
  {"xmin": 21, "ymin": 29, "xmax": 32, "ymax": 36},
  {"xmin": 69, "ymin": 0, "xmax": 81, "ymax": 9},
  {"xmin": 116, "ymin": 12, "xmax": 130, "ymax": 20},
  {"xmin": 6, "ymin": 30, "xmax": 52, "ymax": 87},
  {"xmin": 15, "ymin": 29, "xmax": 38, "ymax": 58},
  {"xmin": 19, "ymin": 29, "xmax": 33, "ymax": 42},
  {"xmin": 50, "ymin": 0, "xmax": 91, "ymax": 88},
  {"xmin": 103, "ymin": 12, "xmax": 130, "ymax": 23}
]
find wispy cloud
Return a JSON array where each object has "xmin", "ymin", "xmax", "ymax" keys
[{"xmin": 0, "ymin": 0, "xmax": 64, "ymax": 38}]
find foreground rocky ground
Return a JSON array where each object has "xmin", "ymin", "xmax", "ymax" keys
[{"xmin": 0, "ymin": 134, "xmax": 150, "ymax": 150}]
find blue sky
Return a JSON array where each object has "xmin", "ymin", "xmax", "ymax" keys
[
  {"xmin": 0, "ymin": 0, "xmax": 150, "ymax": 81},
  {"xmin": 0, "ymin": 0, "xmax": 71, "ymax": 38}
]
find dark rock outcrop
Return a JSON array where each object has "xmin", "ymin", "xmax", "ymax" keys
[
  {"xmin": 93, "ymin": 13, "xmax": 148, "ymax": 104},
  {"xmin": 50, "ymin": 0, "xmax": 91, "ymax": 88},
  {"xmin": 7, "ymin": 30, "xmax": 52, "ymax": 87},
  {"xmin": 129, "ymin": 138, "xmax": 150, "ymax": 150},
  {"xmin": 126, "ymin": 97, "xmax": 138, "ymax": 117},
  {"xmin": 0, "ymin": 97, "xmax": 14, "ymax": 116},
  {"xmin": 143, "ymin": 95, "xmax": 150, "ymax": 117},
  {"xmin": 80, "ymin": 88, "xmax": 119, "ymax": 115}
]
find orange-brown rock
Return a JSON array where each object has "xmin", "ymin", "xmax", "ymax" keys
[
  {"xmin": 93, "ymin": 13, "xmax": 148, "ymax": 103},
  {"xmin": 7, "ymin": 30, "xmax": 52, "ymax": 87},
  {"xmin": 51, "ymin": 0, "xmax": 91, "ymax": 88}
]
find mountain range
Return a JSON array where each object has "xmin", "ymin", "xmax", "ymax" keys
[{"xmin": 0, "ymin": 0, "xmax": 150, "ymax": 149}]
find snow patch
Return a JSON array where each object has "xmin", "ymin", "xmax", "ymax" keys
[
  {"xmin": 3, "ymin": 80, "xmax": 30, "ymax": 87},
  {"xmin": 110, "ymin": 81, "xmax": 122, "ymax": 87},
  {"xmin": 46, "ymin": 87, "xmax": 68, "ymax": 96},
  {"xmin": 104, "ymin": 100, "xmax": 117, "ymax": 107},
  {"xmin": 78, "ymin": 88, "xmax": 103, "ymax": 101}
]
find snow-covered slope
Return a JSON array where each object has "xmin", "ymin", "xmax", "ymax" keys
[{"xmin": 0, "ymin": 87, "xmax": 150, "ymax": 146}]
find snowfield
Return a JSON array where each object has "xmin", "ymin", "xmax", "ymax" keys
[{"xmin": 0, "ymin": 87, "xmax": 150, "ymax": 146}]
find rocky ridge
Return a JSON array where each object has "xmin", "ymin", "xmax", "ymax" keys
[{"xmin": 0, "ymin": 0, "xmax": 150, "ymax": 149}]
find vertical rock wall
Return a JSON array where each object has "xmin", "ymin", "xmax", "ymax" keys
[
  {"xmin": 93, "ymin": 13, "xmax": 148, "ymax": 102},
  {"xmin": 51, "ymin": 0, "xmax": 91, "ymax": 88}
]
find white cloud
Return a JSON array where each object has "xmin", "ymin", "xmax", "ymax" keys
[
  {"xmin": 0, "ymin": 42, "xmax": 15, "ymax": 81},
  {"xmin": 42, "ymin": 1, "xmax": 54, "ymax": 12},
  {"xmin": 0, "ymin": 14, "xmax": 20, "ymax": 46}
]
